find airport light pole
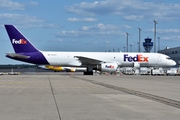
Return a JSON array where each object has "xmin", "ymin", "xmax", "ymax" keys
[
  {"xmin": 123, "ymin": 46, "xmax": 125, "ymax": 52},
  {"xmin": 138, "ymin": 27, "xmax": 141, "ymax": 52},
  {"xmin": 153, "ymin": 20, "xmax": 158, "ymax": 53},
  {"xmin": 157, "ymin": 37, "xmax": 160, "ymax": 51},
  {"xmin": 126, "ymin": 32, "xmax": 129, "ymax": 52},
  {"xmin": 130, "ymin": 44, "xmax": 132, "ymax": 52},
  {"xmin": 137, "ymin": 42, "xmax": 139, "ymax": 52}
]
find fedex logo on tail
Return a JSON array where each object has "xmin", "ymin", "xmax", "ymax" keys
[
  {"xmin": 124, "ymin": 54, "xmax": 149, "ymax": 62},
  {"xmin": 12, "ymin": 39, "xmax": 27, "ymax": 44}
]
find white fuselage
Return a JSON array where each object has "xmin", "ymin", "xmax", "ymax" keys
[{"xmin": 41, "ymin": 51, "xmax": 176, "ymax": 67}]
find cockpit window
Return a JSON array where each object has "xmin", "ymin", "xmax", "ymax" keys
[{"xmin": 166, "ymin": 56, "xmax": 172, "ymax": 60}]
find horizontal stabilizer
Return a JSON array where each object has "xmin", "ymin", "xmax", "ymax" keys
[{"xmin": 6, "ymin": 53, "xmax": 30, "ymax": 59}]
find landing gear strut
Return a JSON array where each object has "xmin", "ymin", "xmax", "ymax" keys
[{"xmin": 84, "ymin": 66, "xmax": 93, "ymax": 75}]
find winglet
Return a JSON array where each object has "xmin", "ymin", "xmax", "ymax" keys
[{"xmin": 4, "ymin": 25, "xmax": 39, "ymax": 53}]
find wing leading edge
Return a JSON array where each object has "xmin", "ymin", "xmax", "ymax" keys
[{"xmin": 75, "ymin": 56, "xmax": 104, "ymax": 65}]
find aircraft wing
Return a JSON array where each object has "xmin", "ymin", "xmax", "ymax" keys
[
  {"xmin": 75, "ymin": 56, "xmax": 104, "ymax": 65},
  {"xmin": 6, "ymin": 53, "xmax": 30, "ymax": 59}
]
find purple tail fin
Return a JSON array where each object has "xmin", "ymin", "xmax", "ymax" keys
[{"xmin": 4, "ymin": 25, "xmax": 39, "ymax": 53}]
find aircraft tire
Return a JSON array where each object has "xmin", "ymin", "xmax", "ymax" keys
[{"xmin": 84, "ymin": 71, "xmax": 93, "ymax": 75}]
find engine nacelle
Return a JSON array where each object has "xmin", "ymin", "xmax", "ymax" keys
[{"xmin": 96, "ymin": 63, "xmax": 118, "ymax": 72}]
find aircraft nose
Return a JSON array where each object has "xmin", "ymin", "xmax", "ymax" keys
[{"xmin": 171, "ymin": 60, "xmax": 176, "ymax": 66}]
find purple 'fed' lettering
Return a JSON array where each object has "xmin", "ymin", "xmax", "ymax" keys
[{"xmin": 124, "ymin": 54, "xmax": 149, "ymax": 62}]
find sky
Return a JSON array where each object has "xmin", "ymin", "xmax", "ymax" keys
[{"xmin": 1, "ymin": 0, "xmax": 180, "ymax": 64}]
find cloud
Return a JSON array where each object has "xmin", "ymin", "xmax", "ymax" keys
[
  {"xmin": 29, "ymin": 1, "xmax": 38, "ymax": 6},
  {"xmin": 0, "ymin": 13, "xmax": 43, "ymax": 24},
  {"xmin": 0, "ymin": 13, "xmax": 60, "ymax": 28},
  {"xmin": 161, "ymin": 36, "xmax": 180, "ymax": 41},
  {"xmin": 42, "ymin": 23, "xmax": 60, "ymax": 28},
  {"xmin": 157, "ymin": 29, "xmax": 180, "ymax": 34},
  {"xmin": 0, "ymin": 0, "xmax": 25, "ymax": 10},
  {"xmin": 50, "ymin": 38, "xmax": 63, "ymax": 42},
  {"xmin": 146, "ymin": 28, "xmax": 180, "ymax": 34},
  {"xmin": 145, "ymin": 28, "xmax": 180, "ymax": 41},
  {"xmin": 105, "ymin": 40, "xmax": 110, "ymax": 43},
  {"xmin": 65, "ymin": 0, "xmax": 180, "ymax": 21},
  {"xmin": 55, "ymin": 23, "xmax": 124, "ymax": 38},
  {"xmin": 65, "ymin": 0, "xmax": 120, "ymax": 16},
  {"xmin": 123, "ymin": 15, "xmax": 144, "ymax": 21},
  {"xmin": 121, "ymin": 25, "xmax": 132, "ymax": 29},
  {"xmin": 0, "ymin": 0, "xmax": 38, "ymax": 10},
  {"xmin": 66, "ymin": 17, "xmax": 97, "ymax": 22}
]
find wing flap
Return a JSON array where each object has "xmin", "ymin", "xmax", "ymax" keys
[{"xmin": 75, "ymin": 56, "xmax": 103, "ymax": 65}]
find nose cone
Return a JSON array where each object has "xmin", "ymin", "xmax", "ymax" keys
[
  {"xmin": 169, "ymin": 60, "xmax": 176, "ymax": 66},
  {"xmin": 172, "ymin": 60, "xmax": 176, "ymax": 66}
]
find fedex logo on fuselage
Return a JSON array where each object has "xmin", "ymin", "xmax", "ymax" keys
[
  {"xmin": 12, "ymin": 39, "xmax": 27, "ymax": 44},
  {"xmin": 124, "ymin": 54, "xmax": 149, "ymax": 62}
]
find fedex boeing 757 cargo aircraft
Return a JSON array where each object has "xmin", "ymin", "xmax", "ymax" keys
[{"xmin": 4, "ymin": 25, "xmax": 176, "ymax": 75}]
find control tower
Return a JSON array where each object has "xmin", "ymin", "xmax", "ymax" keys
[{"xmin": 143, "ymin": 38, "xmax": 153, "ymax": 52}]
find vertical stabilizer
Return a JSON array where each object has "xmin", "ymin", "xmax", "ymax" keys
[{"xmin": 4, "ymin": 25, "xmax": 39, "ymax": 53}]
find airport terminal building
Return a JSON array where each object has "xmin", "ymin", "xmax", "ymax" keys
[{"xmin": 158, "ymin": 46, "xmax": 180, "ymax": 67}]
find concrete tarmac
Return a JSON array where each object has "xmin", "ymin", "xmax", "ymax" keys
[{"xmin": 0, "ymin": 73, "xmax": 180, "ymax": 120}]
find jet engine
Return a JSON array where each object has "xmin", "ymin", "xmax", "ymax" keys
[{"xmin": 96, "ymin": 63, "xmax": 118, "ymax": 72}]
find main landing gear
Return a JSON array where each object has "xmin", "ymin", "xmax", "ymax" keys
[{"xmin": 84, "ymin": 66, "xmax": 93, "ymax": 75}]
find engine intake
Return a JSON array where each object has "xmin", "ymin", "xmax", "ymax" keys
[{"xmin": 96, "ymin": 63, "xmax": 118, "ymax": 72}]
